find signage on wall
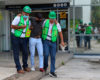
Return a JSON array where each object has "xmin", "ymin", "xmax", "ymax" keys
[
  {"xmin": 60, "ymin": 19, "xmax": 66, "ymax": 29},
  {"xmin": 6, "ymin": 2, "xmax": 70, "ymax": 10},
  {"xmin": 53, "ymin": 3, "xmax": 69, "ymax": 8},
  {"xmin": 59, "ymin": 11, "xmax": 67, "ymax": 29},
  {"xmin": 60, "ymin": 12, "xmax": 66, "ymax": 18}
]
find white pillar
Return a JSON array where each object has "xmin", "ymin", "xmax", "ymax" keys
[
  {"xmin": 5, "ymin": 10, "xmax": 10, "ymax": 51},
  {"xmin": 82, "ymin": 6, "xmax": 91, "ymax": 24},
  {"xmin": 2, "ymin": 10, "xmax": 10, "ymax": 51}
]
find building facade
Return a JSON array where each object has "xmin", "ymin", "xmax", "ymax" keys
[{"xmin": 0, "ymin": 0, "xmax": 93, "ymax": 54}]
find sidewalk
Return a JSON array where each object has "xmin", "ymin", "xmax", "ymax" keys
[
  {"xmin": 0, "ymin": 52, "xmax": 73, "ymax": 80},
  {"xmin": 41, "ymin": 58, "xmax": 100, "ymax": 80}
]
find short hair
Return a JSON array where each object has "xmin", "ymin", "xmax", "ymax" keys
[{"xmin": 35, "ymin": 13, "xmax": 43, "ymax": 19}]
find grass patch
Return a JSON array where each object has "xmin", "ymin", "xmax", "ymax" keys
[{"xmin": 61, "ymin": 61, "xmax": 65, "ymax": 65}]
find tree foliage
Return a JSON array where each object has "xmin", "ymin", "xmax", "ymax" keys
[{"xmin": 91, "ymin": 0, "xmax": 100, "ymax": 27}]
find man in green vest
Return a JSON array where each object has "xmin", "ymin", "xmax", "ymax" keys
[
  {"xmin": 84, "ymin": 22, "xmax": 93, "ymax": 49},
  {"xmin": 75, "ymin": 20, "xmax": 83, "ymax": 47},
  {"xmin": 79, "ymin": 20, "xmax": 85, "ymax": 47},
  {"xmin": 11, "ymin": 6, "xmax": 31, "ymax": 74},
  {"xmin": 42, "ymin": 11, "xmax": 65, "ymax": 77}
]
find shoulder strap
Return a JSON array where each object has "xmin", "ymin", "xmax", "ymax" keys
[{"xmin": 18, "ymin": 15, "xmax": 24, "ymax": 26}]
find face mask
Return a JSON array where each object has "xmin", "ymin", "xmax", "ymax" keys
[{"xmin": 23, "ymin": 15, "xmax": 29, "ymax": 19}]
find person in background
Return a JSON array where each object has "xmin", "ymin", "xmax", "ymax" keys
[
  {"xmin": 84, "ymin": 22, "xmax": 93, "ymax": 49},
  {"xmin": 79, "ymin": 20, "xmax": 85, "ymax": 47},
  {"xmin": 42, "ymin": 11, "xmax": 65, "ymax": 77},
  {"xmin": 29, "ymin": 13, "xmax": 44, "ymax": 72},
  {"xmin": 94, "ymin": 27, "xmax": 98, "ymax": 40},
  {"xmin": 83, "ymin": 23, "xmax": 87, "ymax": 47},
  {"xmin": 11, "ymin": 6, "xmax": 31, "ymax": 74},
  {"xmin": 75, "ymin": 20, "xmax": 83, "ymax": 48}
]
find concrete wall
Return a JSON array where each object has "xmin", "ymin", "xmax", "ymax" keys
[{"xmin": 70, "ymin": 7, "xmax": 82, "ymax": 19}]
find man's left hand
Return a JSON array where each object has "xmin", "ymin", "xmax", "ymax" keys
[{"xmin": 60, "ymin": 41, "xmax": 65, "ymax": 47}]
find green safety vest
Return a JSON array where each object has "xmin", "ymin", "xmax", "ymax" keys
[
  {"xmin": 42, "ymin": 19, "xmax": 58, "ymax": 42},
  {"xmin": 75, "ymin": 24, "xmax": 78, "ymax": 32},
  {"xmin": 85, "ymin": 26, "xmax": 92, "ymax": 34},
  {"xmin": 14, "ymin": 15, "xmax": 31, "ymax": 38}
]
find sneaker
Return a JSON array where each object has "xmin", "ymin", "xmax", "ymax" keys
[
  {"xmin": 40, "ymin": 68, "xmax": 44, "ymax": 72},
  {"xmin": 31, "ymin": 67, "xmax": 35, "ymax": 71},
  {"xmin": 49, "ymin": 72, "xmax": 57, "ymax": 78}
]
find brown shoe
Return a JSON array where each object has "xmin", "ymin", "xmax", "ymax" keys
[
  {"xmin": 17, "ymin": 70, "xmax": 25, "ymax": 74},
  {"xmin": 24, "ymin": 67, "xmax": 31, "ymax": 72}
]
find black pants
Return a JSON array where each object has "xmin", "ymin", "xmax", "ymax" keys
[
  {"xmin": 75, "ymin": 32, "xmax": 80, "ymax": 47},
  {"xmin": 84, "ymin": 36, "xmax": 91, "ymax": 49},
  {"xmin": 11, "ymin": 34, "xmax": 29, "ymax": 71}
]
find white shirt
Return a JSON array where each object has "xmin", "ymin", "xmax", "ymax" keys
[
  {"xmin": 94, "ymin": 27, "xmax": 98, "ymax": 34},
  {"xmin": 11, "ymin": 16, "xmax": 31, "ymax": 38},
  {"xmin": 43, "ymin": 20, "xmax": 62, "ymax": 40}
]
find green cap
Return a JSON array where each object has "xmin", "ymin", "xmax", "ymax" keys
[
  {"xmin": 89, "ymin": 22, "xmax": 92, "ymax": 25},
  {"xmin": 49, "ymin": 11, "xmax": 56, "ymax": 19},
  {"xmin": 80, "ymin": 20, "xmax": 83, "ymax": 24},
  {"xmin": 23, "ymin": 6, "xmax": 31, "ymax": 14}
]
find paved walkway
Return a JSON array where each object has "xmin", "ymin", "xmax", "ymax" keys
[
  {"xmin": 41, "ymin": 58, "xmax": 100, "ymax": 80},
  {"xmin": 0, "ymin": 67, "xmax": 16, "ymax": 80},
  {"xmin": 0, "ymin": 52, "xmax": 72, "ymax": 80}
]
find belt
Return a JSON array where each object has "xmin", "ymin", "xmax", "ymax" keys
[
  {"xmin": 34, "ymin": 36, "xmax": 41, "ymax": 38},
  {"xmin": 46, "ymin": 39, "xmax": 52, "ymax": 42}
]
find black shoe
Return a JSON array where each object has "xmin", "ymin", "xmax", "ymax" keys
[{"xmin": 49, "ymin": 72, "xmax": 57, "ymax": 78}]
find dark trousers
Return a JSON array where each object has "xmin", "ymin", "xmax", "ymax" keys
[
  {"xmin": 84, "ymin": 36, "xmax": 91, "ymax": 49},
  {"xmin": 43, "ymin": 40, "xmax": 56, "ymax": 73},
  {"xmin": 11, "ymin": 34, "xmax": 28, "ymax": 71},
  {"xmin": 75, "ymin": 32, "xmax": 80, "ymax": 47}
]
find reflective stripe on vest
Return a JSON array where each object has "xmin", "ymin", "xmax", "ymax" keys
[
  {"xmin": 14, "ymin": 15, "xmax": 31, "ymax": 38},
  {"xmin": 42, "ymin": 19, "xmax": 58, "ymax": 42},
  {"xmin": 75, "ymin": 24, "xmax": 78, "ymax": 32}
]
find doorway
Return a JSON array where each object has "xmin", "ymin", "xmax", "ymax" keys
[{"xmin": 28, "ymin": 9, "xmax": 69, "ymax": 52}]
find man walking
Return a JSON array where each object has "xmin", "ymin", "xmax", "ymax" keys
[
  {"xmin": 84, "ymin": 22, "xmax": 93, "ymax": 49},
  {"xmin": 79, "ymin": 21, "xmax": 85, "ymax": 47},
  {"xmin": 42, "ymin": 11, "xmax": 65, "ymax": 77},
  {"xmin": 29, "ymin": 13, "xmax": 44, "ymax": 72},
  {"xmin": 11, "ymin": 6, "xmax": 31, "ymax": 74},
  {"xmin": 75, "ymin": 20, "xmax": 83, "ymax": 48},
  {"xmin": 75, "ymin": 23, "xmax": 80, "ymax": 47}
]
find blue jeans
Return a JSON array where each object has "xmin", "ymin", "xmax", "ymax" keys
[
  {"xmin": 80, "ymin": 33, "xmax": 84, "ymax": 47},
  {"xmin": 84, "ymin": 36, "xmax": 91, "ymax": 49},
  {"xmin": 29, "ymin": 37, "xmax": 43, "ymax": 68},
  {"xmin": 11, "ymin": 34, "xmax": 28, "ymax": 71},
  {"xmin": 43, "ymin": 40, "xmax": 56, "ymax": 73}
]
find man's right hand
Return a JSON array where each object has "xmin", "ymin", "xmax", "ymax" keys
[
  {"xmin": 20, "ymin": 25, "xmax": 26, "ymax": 29},
  {"xmin": 17, "ymin": 13, "xmax": 21, "ymax": 17}
]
